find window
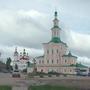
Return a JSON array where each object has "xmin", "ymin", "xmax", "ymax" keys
[
  {"xmin": 54, "ymin": 31, "xmax": 56, "ymax": 36},
  {"xmin": 61, "ymin": 46, "xmax": 62, "ymax": 50},
  {"xmin": 52, "ymin": 49, "xmax": 53, "ymax": 54},
  {"xmin": 57, "ymin": 49, "xmax": 58, "ymax": 53},
  {"xmin": 41, "ymin": 69, "xmax": 43, "ymax": 72},
  {"xmin": 42, "ymin": 60, "xmax": 44, "ymax": 64},
  {"xmin": 70, "ymin": 69, "xmax": 72, "ymax": 72},
  {"xmin": 57, "ymin": 59, "xmax": 58, "ymax": 63},
  {"xmin": 59, "ymin": 54, "xmax": 60, "ymax": 58},
  {"xmin": 57, "ymin": 31, "xmax": 58, "ymax": 36},
  {"xmin": 47, "ymin": 60, "xmax": 49, "ymax": 63},
  {"xmin": 39, "ymin": 60, "xmax": 41, "ymax": 64},
  {"xmin": 64, "ymin": 69, "xmax": 66, "ymax": 72},
  {"xmin": 47, "ymin": 50, "xmax": 49, "ymax": 54},
  {"xmin": 52, "ymin": 59, "xmax": 53, "ymax": 64},
  {"xmin": 65, "ymin": 59, "xmax": 67, "ymax": 63}
]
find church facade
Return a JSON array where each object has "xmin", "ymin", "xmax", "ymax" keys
[{"xmin": 36, "ymin": 11, "xmax": 78, "ymax": 74}]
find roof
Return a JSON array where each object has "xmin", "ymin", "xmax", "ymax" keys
[
  {"xmin": 51, "ymin": 26, "xmax": 61, "ymax": 29},
  {"xmin": 62, "ymin": 52, "xmax": 77, "ymax": 58},
  {"xmin": 35, "ymin": 56, "xmax": 44, "ymax": 59},
  {"xmin": 70, "ymin": 63, "xmax": 87, "ymax": 68},
  {"xmin": 49, "ymin": 37, "xmax": 67, "ymax": 46}
]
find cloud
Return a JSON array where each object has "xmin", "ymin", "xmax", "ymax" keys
[
  {"xmin": 78, "ymin": 56, "xmax": 90, "ymax": 67},
  {"xmin": 0, "ymin": 9, "xmax": 50, "ymax": 48},
  {"xmin": 64, "ymin": 29, "xmax": 90, "ymax": 50},
  {"xmin": 0, "ymin": 9, "xmax": 47, "ymax": 62},
  {"xmin": 60, "ymin": 28, "xmax": 90, "ymax": 66},
  {"xmin": 0, "ymin": 45, "xmax": 43, "ymax": 61},
  {"xmin": 18, "ymin": 9, "xmax": 45, "ymax": 18}
]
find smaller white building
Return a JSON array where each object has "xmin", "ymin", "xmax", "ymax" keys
[
  {"xmin": 27, "ymin": 63, "xmax": 34, "ymax": 74},
  {"xmin": 13, "ymin": 48, "xmax": 30, "ymax": 71}
]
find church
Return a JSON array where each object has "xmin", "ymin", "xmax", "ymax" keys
[
  {"xmin": 13, "ymin": 48, "xmax": 30, "ymax": 70},
  {"xmin": 12, "ymin": 11, "xmax": 89, "ymax": 75},
  {"xmin": 35, "ymin": 11, "xmax": 79, "ymax": 74}
]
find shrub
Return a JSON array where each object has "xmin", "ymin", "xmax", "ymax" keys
[
  {"xmin": 39, "ymin": 74, "xmax": 44, "ymax": 78},
  {"xmin": 63, "ymin": 74, "xmax": 67, "ymax": 77},
  {"xmin": 0, "ymin": 86, "xmax": 12, "ymax": 90},
  {"xmin": 48, "ymin": 74, "xmax": 52, "ymax": 77}
]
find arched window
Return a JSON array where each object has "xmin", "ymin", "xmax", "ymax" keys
[
  {"xmin": 57, "ymin": 59, "xmax": 58, "ymax": 63},
  {"xmin": 64, "ymin": 69, "xmax": 66, "ymax": 72},
  {"xmin": 54, "ymin": 31, "xmax": 56, "ymax": 36},
  {"xmin": 57, "ymin": 49, "xmax": 58, "ymax": 53},
  {"xmin": 47, "ymin": 60, "xmax": 49, "ymax": 64},
  {"xmin": 70, "ymin": 69, "xmax": 72, "ymax": 72},
  {"xmin": 57, "ymin": 31, "xmax": 58, "ymax": 36},
  {"xmin": 39, "ymin": 60, "xmax": 41, "ymax": 64},
  {"xmin": 47, "ymin": 50, "xmax": 49, "ymax": 54},
  {"xmin": 52, "ymin": 49, "xmax": 53, "ymax": 54},
  {"xmin": 52, "ymin": 59, "xmax": 53, "ymax": 64},
  {"xmin": 65, "ymin": 59, "xmax": 67, "ymax": 63},
  {"xmin": 42, "ymin": 60, "xmax": 44, "ymax": 64}
]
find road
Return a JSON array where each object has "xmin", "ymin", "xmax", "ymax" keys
[
  {"xmin": 0, "ymin": 73, "xmax": 28, "ymax": 90},
  {"xmin": 0, "ymin": 73, "xmax": 90, "ymax": 89}
]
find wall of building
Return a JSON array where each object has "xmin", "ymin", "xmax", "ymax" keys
[{"xmin": 36, "ymin": 66, "xmax": 76, "ymax": 74}]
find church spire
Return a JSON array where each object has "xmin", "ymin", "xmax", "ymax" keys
[
  {"xmin": 23, "ymin": 49, "xmax": 26, "ymax": 55},
  {"xmin": 53, "ymin": 11, "xmax": 59, "ymax": 27},
  {"xmin": 55, "ymin": 11, "xmax": 57, "ymax": 19},
  {"xmin": 51, "ymin": 11, "xmax": 61, "ymax": 39},
  {"xmin": 14, "ymin": 47, "xmax": 18, "ymax": 56},
  {"xmin": 15, "ymin": 47, "xmax": 17, "ymax": 52}
]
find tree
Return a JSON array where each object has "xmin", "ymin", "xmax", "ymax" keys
[
  {"xmin": 15, "ymin": 64, "xmax": 18, "ymax": 70},
  {"xmin": 6, "ymin": 57, "xmax": 12, "ymax": 71}
]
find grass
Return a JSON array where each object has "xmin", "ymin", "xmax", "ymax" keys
[
  {"xmin": 0, "ymin": 85, "xmax": 12, "ymax": 90},
  {"xmin": 29, "ymin": 85, "xmax": 78, "ymax": 90}
]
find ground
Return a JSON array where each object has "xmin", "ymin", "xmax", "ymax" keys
[
  {"xmin": 0, "ymin": 85, "xmax": 11, "ymax": 90},
  {"xmin": 0, "ymin": 73, "xmax": 90, "ymax": 89},
  {"xmin": 29, "ymin": 85, "xmax": 77, "ymax": 90}
]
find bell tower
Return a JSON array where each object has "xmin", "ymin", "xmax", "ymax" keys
[
  {"xmin": 51, "ymin": 11, "xmax": 61, "ymax": 39},
  {"xmin": 14, "ymin": 47, "xmax": 19, "ymax": 61}
]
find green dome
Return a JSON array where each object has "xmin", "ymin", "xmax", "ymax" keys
[
  {"xmin": 50, "ymin": 37, "xmax": 67, "ymax": 46},
  {"xmin": 50, "ymin": 37, "xmax": 61, "ymax": 43}
]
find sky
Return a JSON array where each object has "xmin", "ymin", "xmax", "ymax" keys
[{"xmin": 0, "ymin": 0, "xmax": 90, "ymax": 66}]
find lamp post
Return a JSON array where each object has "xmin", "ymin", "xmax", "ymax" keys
[{"xmin": 33, "ymin": 58, "xmax": 37, "ymax": 74}]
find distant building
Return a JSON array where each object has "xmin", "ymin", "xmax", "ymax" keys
[
  {"xmin": 0, "ymin": 61, "xmax": 6, "ymax": 71},
  {"xmin": 27, "ymin": 62, "xmax": 34, "ymax": 74},
  {"xmin": 35, "ymin": 11, "xmax": 88, "ymax": 75},
  {"xmin": 75, "ymin": 63, "xmax": 89, "ymax": 76},
  {"xmin": 13, "ymin": 48, "xmax": 30, "ymax": 70}
]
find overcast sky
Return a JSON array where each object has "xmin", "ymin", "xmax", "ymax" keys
[{"xmin": 0, "ymin": 0, "xmax": 90, "ymax": 66}]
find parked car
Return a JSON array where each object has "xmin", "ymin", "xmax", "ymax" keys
[
  {"xmin": 88, "ymin": 73, "xmax": 90, "ymax": 76},
  {"xmin": 48, "ymin": 71, "xmax": 60, "ymax": 77},
  {"xmin": 77, "ymin": 69, "xmax": 88, "ymax": 76},
  {"xmin": 12, "ymin": 70, "xmax": 20, "ymax": 77}
]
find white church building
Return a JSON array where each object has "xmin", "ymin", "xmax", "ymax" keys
[
  {"xmin": 12, "ymin": 48, "xmax": 30, "ymax": 70},
  {"xmin": 36, "ymin": 11, "xmax": 79, "ymax": 75}
]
